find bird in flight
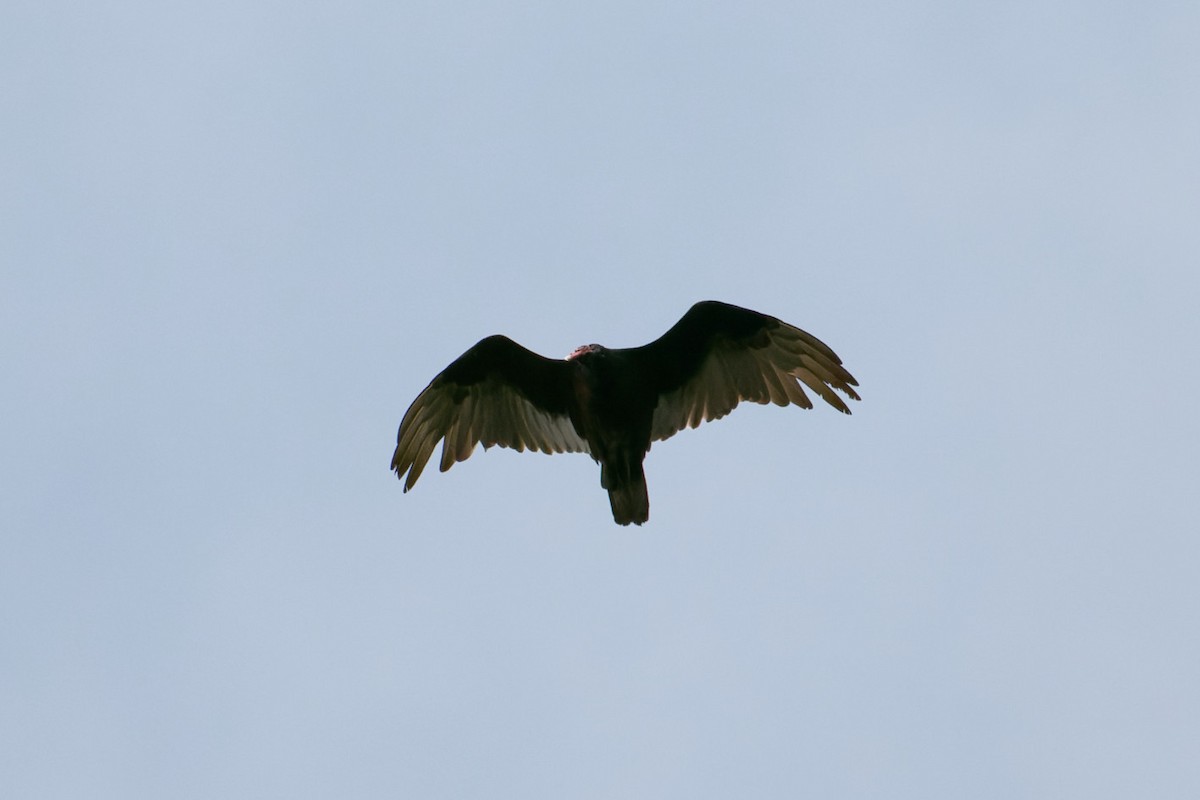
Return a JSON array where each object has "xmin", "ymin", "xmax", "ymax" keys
[{"xmin": 391, "ymin": 300, "xmax": 859, "ymax": 525}]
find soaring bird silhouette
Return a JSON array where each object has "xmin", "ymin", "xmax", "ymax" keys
[{"xmin": 391, "ymin": 300, "xmax": 859, "ymax": 525}]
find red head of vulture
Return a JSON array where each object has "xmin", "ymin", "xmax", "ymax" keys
[{"xmin": 391, "ymin": 300, "xmax": 859, "ymax": 525}]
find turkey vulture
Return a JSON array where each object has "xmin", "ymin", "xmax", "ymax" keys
[{"xmin": 391, "ymin": 300, "xmax": 859, "ymax": 525}]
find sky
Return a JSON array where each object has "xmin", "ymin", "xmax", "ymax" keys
[{"xmin": 3, "ymin": 1, "xmax": 1199, "ymax": 797}]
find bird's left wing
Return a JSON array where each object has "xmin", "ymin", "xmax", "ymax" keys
[
  {"xmin": 636, "ymin": 301, "xmax": 861, "ymax": 443},
  {"xmin": 391, "ymin": 335, "xmax": 588, "ymax": 491}
]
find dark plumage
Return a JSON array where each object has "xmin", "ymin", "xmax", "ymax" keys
[{"xmin": 391, "ymin": 300, "xmax": 860, "ymax": 525}]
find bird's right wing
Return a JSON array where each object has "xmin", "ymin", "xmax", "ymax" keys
[
  {"xmin": 391, "ymin": 335, "xmax": 588, "ymax": 491},
  {"xmin": 636, "ymin": 301, "xmax": 861, "ymax": 443}
]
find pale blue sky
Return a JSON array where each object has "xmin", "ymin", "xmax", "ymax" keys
[{"xmin": 4, "ymin": 2, "xmax": 1198, "ymax": 798}]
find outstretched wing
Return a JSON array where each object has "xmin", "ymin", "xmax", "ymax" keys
[
  {"xmin": 635, "ymin": 301, "xmax": 861, "ymax": 443},
  {"xmin": 391, "ymin": 335, "xmax": 588, "ymax": 491}
]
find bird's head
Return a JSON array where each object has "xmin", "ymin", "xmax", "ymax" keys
[{"xmin": 566, "ymin": 343, "xmax": 606, "ymax": 360}]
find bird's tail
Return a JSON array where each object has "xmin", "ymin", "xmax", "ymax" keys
[{"xmin": 601, "ymin": 460, "xmax": 649, "ymax": 526}]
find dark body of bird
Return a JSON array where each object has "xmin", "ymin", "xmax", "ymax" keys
[{"xmin": 391, "ymin": 301, "xmax": 859, "ymax": 525}]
